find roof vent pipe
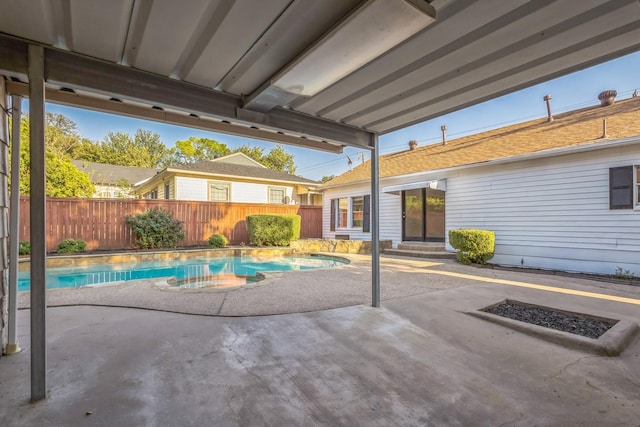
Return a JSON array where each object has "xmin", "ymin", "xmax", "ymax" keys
[
  {"xmin": 543, "ymin": 95, "xmax": 553, "ymax": 122},
  {"xmin": 441, "ymin": 125, "xmax": 447, "ymax": 145},
  {"xmin": 598, "ymin": 90, "xmax": 617, "ymax": 106},
  {"xmin": 408, "ymin": 140, "xmax": 418, "ymax": 150},
  {"xmin": 600, "ymin": 119, "xmax": 609, "ymax": 139}
]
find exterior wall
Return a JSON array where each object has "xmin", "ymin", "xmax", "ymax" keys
[
  {"xmin": 445, "ymin": 144, "xmax": 640, "ymax": 276},
  {"xmin": 0, "ymin": 84, "xmax": 9, "ymax": 352},
  {"xmin": 323, "ymin": 183, "xmax": 402, "ymax": 246},
  {"xmin": 175, "ymin": 176, "xmax": 206, "ymax": 201},
  {"xmin": 175, "ymin": 176, "xmax": 296, "ymax": 204}
]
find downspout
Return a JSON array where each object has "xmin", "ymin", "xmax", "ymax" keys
[{"xmin": 5, "ymin": 94, "xmax": 22, "ymax": 355}]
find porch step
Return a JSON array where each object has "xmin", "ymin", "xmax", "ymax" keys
[
  {"xmin": 384, "ymin": 242, "xmax": 456, "ymax": 260},
  {"xmin": 397, "ymin": 242, "xmax": 447, "ymax": 252}
]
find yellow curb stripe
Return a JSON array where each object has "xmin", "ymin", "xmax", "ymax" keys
[{"xmin": 425, "ymin": 270, "xmax": 640, "ymax": 305}]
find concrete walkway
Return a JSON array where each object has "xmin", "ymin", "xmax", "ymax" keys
[{"xmin": 2, "ymin": 256, "xmax": 639, "ymax": 425}]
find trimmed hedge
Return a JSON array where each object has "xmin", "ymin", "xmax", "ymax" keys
[
  {"xmin": 246, "ymin": 214, "xmax": 301, "ymax": 246},
  {"xmin": 448, "ymin": 229, "xmax": 495, "ymax": 265}
]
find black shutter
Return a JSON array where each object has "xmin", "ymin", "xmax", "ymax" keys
[
  {"xmin": 610, "ymin": 166, "xmax": 633, "ymax": 209},
  {"xmin": 330, "ymin": 199, "xmax": 336, "ymax": 231},
  {"xmin": 363, "ymin": 195, "xmax": 370, "ymax": 233}
]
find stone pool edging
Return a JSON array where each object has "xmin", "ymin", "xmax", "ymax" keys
[
  {"xmin": 18, "ymin": 247, "xmax": 297, "ymax": 271},
  {"xmin": 290, "ymin": 239, "xmax": 392, "ymax": 254}
]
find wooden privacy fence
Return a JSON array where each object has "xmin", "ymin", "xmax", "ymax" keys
[{"xmin": 17, "ymin": 197, "xmax": 322, "ymax": 252}]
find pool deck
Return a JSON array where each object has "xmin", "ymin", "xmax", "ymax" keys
[{"xmin": 2, "ymin": 254, "xmax": 640, "ymax": 425}]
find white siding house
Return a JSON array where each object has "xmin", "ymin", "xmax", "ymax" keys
[
  {"xmin": 135, "ymin": 153, "xmax": 319, "ymax": 205},
  {"xmin": 323, "ymin": 94, "xmax": 640, "ymax": 276}
]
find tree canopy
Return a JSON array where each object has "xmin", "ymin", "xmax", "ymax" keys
[
  {"xmin": 13, "ymin": 115, "xmax": 95, "ymax": 197},
  {"xmin": 14, "ymin": 112, "xmax": 302, "ymax": 198},
  {"xmin": 76, "ymin": 129, "xmax": 170, "ymax": 168},
  {"xmin": 168, "ymin": 137, "xmax": 231, "ymax": 165}
]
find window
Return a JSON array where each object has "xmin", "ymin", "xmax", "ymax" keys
[
  {"xmin": 269, "ymin": 187, "xmax": 286, "ymax": 204},
  {"xmin": 637, "ymin": 166, "xmax": 640, "ymax": 206},
  {"xmin": 144, "ymin": 188, "xmax": 158, "ymax": 199},
  {"xmin": 209, "ymin": 181, "xmax": 230, "ymax": 202},
  {"xmin": 164, "ymin": 183, "xmax": 170, "ymax": 200},
  {"xmin": 351, "ymin": 196, "xmax": 364, "ymax": 227},
  {"xmin": 609, "ymin": 166, "xmax": 633, "ymax": 209},
  {"xmin": 330, "ymin": 195, "xmax": 370, "ymax": 232}
]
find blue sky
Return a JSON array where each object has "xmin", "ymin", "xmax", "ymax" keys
[{"xmin": 43, "ymin": 51, "xmax": 640, "ymax": 181}]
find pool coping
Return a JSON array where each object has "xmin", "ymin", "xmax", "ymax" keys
[{"xmin": 18, "ymin": 247, "xmax": 305, "ymax": 272}]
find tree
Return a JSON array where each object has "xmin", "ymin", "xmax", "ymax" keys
[
  {"xmin": 45, "ymin": 153, "xmax": 96, "ymax": 197},
  {"xmin": 167, "ymin": 137, "xmax": 230, "ymax": 165},
  {"xmin": 320, "ymin": 175, "xmax": 336, "ymax": 183},
  {"xmin": 260, "ymin": 144, "xmax": 296, "ymax": 174},
  {"xmin": 13, "ymin": 116, "xmax": 95, "ymax": 197},
  {"xmin": 45, "ymin": 112, "xmax": 82, "ymax": 157},
  {"xmin": 91, "ymin": 129, "xmax": 170, "ymax": 168},
  {"xmin": 232, "ymin": 144, "xmax": 264, "ymax": 162},
  {"xmin": 231, "ymin": 144, "xmax": 296, "ymax": 174}
]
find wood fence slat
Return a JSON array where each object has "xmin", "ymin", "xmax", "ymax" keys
[{"xmin": 18, "ymin": 197, "xmax": 322, "ymax": 252}]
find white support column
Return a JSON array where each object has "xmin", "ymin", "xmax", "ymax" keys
[
  {"xmin": 370, "ymin": 133, "xmax": 380, "ymax": 307},
  {"xmin": 5, "ymin": 94, "xmax": 22, "ymax": 355},
  {"xmin": 28, "ymin": 44, "xmax": 47, "ymax": 402}
]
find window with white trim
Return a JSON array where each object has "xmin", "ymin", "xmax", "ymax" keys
[
  {"xmin": 351, "ymin": 196, "xmax": 364, "ymax": 227},
  {"xmin": 208, "ymin": 181, "xmax": 230, "ymax": 202},
  {"xmin": 330, "ymin": 195, "xmax": 370, "ymax": 231},
  {"xmin": 269, "ymin": 187, "xmax": 287, "ymax": 204}
]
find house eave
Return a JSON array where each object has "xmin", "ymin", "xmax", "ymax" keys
[
  {"xmin": 322, "ymin": 136, "xmax": 640, "ymax": 189},
  {"xmin": 136, "ymin": 168, "xmax": 317, "ymax": 188}
]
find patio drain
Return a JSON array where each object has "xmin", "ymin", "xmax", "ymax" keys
[{"xmin": 468, "ymin": 299, "xmax": 639, "ymax": 356}]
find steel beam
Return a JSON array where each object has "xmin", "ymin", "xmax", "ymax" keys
[
  {"xmin": 0, "ymin": 35, "xmax": 372, "ymax": 149},
  {"xmin": 28, "ymin": 44, "xmax": 47, "ymax": 402},
  {"xmin": 370, "ymin": 133, "xmax": 380, "ymax": 307},
  {"xmin": 5, "ymin": 81, "xmax": 344, "ymax": 154},
  {"xmin": 6, "ymin": 94, "xmax": 22, "ymax": 355}
]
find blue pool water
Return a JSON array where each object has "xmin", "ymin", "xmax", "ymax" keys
[{"xmin": 18, "ymin": 255, "xmax": 348, "ymax": 291}]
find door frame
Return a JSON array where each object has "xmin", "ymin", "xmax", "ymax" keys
[{"xmin": 401, "ymin": 188, "xmax": 445, "ymax": 242}]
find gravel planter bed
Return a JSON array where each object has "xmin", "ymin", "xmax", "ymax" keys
[{"xmin": 484, "ymin": 301, "xmax": 617, "ymax": 339}]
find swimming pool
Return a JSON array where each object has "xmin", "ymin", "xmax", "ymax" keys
[{"xmin": 18, "ymin": 255, "xmax": 349, "ymax": 291}]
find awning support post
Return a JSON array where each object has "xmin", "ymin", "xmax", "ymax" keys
[
  {"xmin": 6, "ymin": 94, "xmax": 22, "ymax": 355},
  {"xmin": 370, "ymin": 132, "xmax": 380, "ymax": 307},
  {"xmin": 28, "ymin": 44, "xmax": 47, "ymax": 402}
]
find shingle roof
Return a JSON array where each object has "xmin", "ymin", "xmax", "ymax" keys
[
  {"xmin": 326, "ymin": 96, "xmax": 640, "ymax": 186},
  {"xmin": 170, "ymin": 160, "xmax": 319, "ymax": 185},
  {"xmin": 71, "ymin": 160, "xmax": 158, "ymax": 185}
]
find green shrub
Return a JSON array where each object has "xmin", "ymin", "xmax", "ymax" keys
[
  {"xmin": 125, "ymin": 208, "xmax": 185, "ymax": 249},
  {"xmin": 246, "ymin": 214, "xmax": 301, "ymax": 246},
  {"xmin": 57, "ymin": 238, "xmax": 87, "ymax": 254},
  {"xmin": 19, "ymin": 241, "xmax": 30, "ymax": 255},
  {"xmin": 208, "ymin": 233, "xmax": 228, "ymax": 248},
  {"xmin": 448, "ymin": 229, "xmax": 495, "ymax": 265}
]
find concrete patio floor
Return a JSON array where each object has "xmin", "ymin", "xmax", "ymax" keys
[{"xmin": 1, "ymin": 256, "xmax": 639, "ymax": 426}]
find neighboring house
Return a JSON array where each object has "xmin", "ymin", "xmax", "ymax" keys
[
  {"xmin": 322, "ymin": 92, "xmax": 640, "ymax": 276},
  {"xmin": 71, "ymin": 160, "xmax": 158, "ymax": 198},
  {"xmin": 133, "ymin": 152, "xmax": 321, "ymax": 205}
]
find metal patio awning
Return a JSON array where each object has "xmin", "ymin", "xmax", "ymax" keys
[
  {"xmin": 1, "ymin": 0, "xmax": 640, "ymax": 403},
  {"xmin": 1, "ymin": 0, "xmax": 639, "ymax": 146}
]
